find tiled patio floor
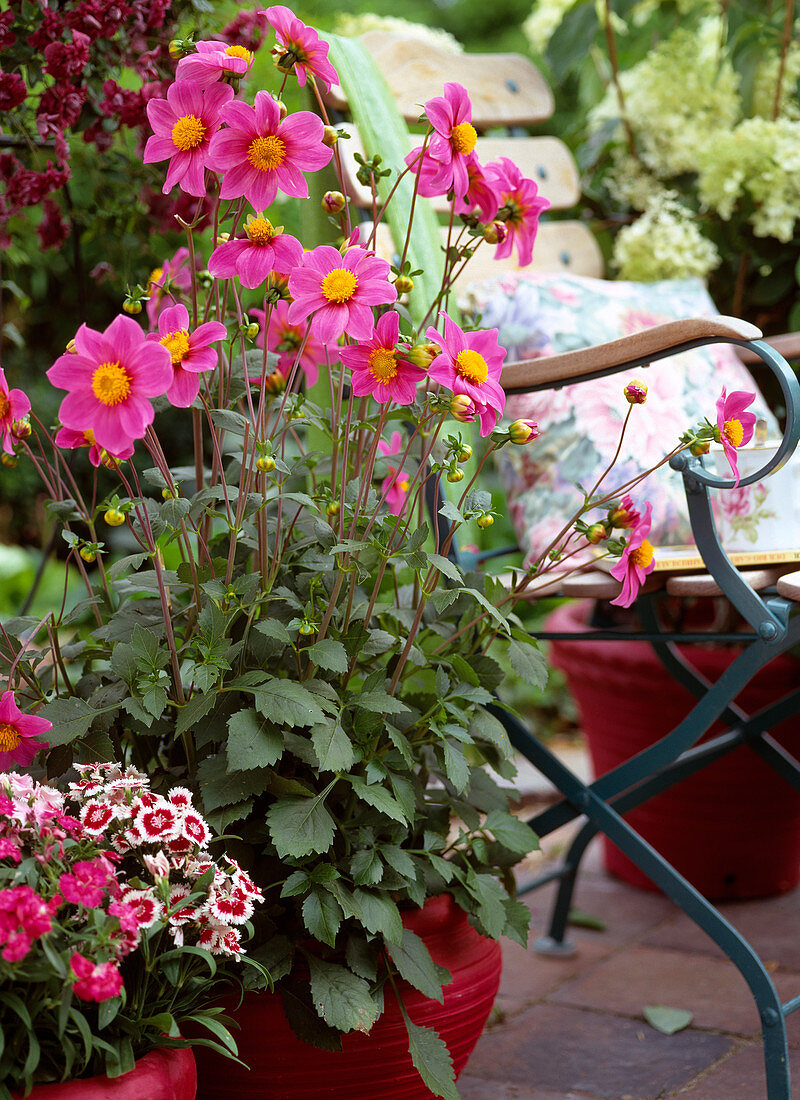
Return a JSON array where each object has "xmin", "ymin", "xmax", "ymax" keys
[{"xmin": 458, "ymin": 804, "xmax": 800, "ymax": 1099}]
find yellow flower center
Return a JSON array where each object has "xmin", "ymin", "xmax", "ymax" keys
[
  {"xmin": 149, "ymin": 267, "xmax": 164, "ymax": 298},
  {"xmin": 321, "ymin": 268, "xmax": 358, "ymax": 304},
  {"xmin": 630, "ymin": 539, "xmax": 654, "ymax": 570},
  {"xmin": 248, "ymin": 135, "xmax": 286, "ymax": 172},
  {"xmin": 399, "ymin": 478, "xmax": 409, "ymax": 492},
  {"xmin": 245, "ymin": 217, "xmax": 276, "ymax": 245},
  {"xmin": 0, "ymin": 723, "xmax": 21, "ymax": 752},
  {"xmin": 723, "ymin": 418, "xmax": 744, "ymax": 448},
  {"xmin": 369, "ymin": 348, "xmax": 398, "ymax": 383},
  {"xmin": 91, "ymin": 361, "xmax": 132, "ymax": 407},
  {"xmin": 160, "ymin": 329, "xmax": 191, "ymax": 365},
  {"xmin": 451, "ymin": 121, "xmax": 477, "ymax": 156},
  {"xmin": 0, "ymin": 392, "xmax": 9, "ymax": 420},
  {"xmin": 455, "ymin": 349, "xmax": 488, "ymax": 387},
  {"xmin": 225, "ymin": 44, "xmax": 253, "ymax": 64},
  {"xmin": 171, "ymin": 114, "xmax": 206, "ymax": 151}
]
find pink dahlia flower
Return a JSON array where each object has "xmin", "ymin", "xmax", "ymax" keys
[
  {"xmin": 378, "ymin": 432, "xmax": 412, "ymax": 516},
  {"xmin": 0, "ymin": 690, "xmax": 52, "ymax": 769},
  {"xmin": 609, "ymin": 494, "xmax": 641, "ymax": 530},
  {"xmin": 339, "ymin": 310, "xmax": 425, "ymax": 405},
  {"xmin": 208, "ymin": 90, "xmax": 332, "ymax": 212},
  {"xmin": 71, "ymin": 952, "xmax": 124, "ymax": 1003},
  {"xmin": 144, "ymin": 79, "xmax": 234, "ymax": 198},
  {"xmin": 251, "ymin": 299, "xmax": 323, "ymax": 386},
  {"xmin": 490, "ymin": 156, "xmax": 550, "ymax": 267},
  {"xmin": 208, "ymin": 214, "xmax": 303, "ymax": 289},
  {"xmin": 610, "ymin": 502, "xmax": 655, "ymax": 608},
  {"xmin": 47, "ymin": 315, "xmax": 173, "ymax": 453},
  {"xmin": 287, "ymin": 244, "xmax": 397, "ymax": 343},
  {"xmin": 454, "ymin": 156, "xmax": 503, "ymax": 221},
  {"xmin": 175, "ymin": 40, "xmax": 254, "ymax": 86},
  {"xmin": 426, "ymin": 311, "xmax": 506, "ymax": 436},
  {"xmin": 54, "ymin": 427, "xmax": 134, "ymax": 468},
  {"xmin": 146, "ymin": 247, "xmax": 193, "ymax": 329},
  {"xmin": 405, "ymin": 82, "xmax": 478, "ymax": 200},
  {"xmin": 716, "ymin": 387, "xmax": 756, "ymax": 487},
  {"xmin": 146, "ymin": 303, "xmax": 226, "ymax": 407},
  {"xmin": 261, "ymin": 5, "xmax": 339, "ymax": 93},
  {"xmin": 0, "ymin": 367, "xmax": 30, "ymax": 455}
]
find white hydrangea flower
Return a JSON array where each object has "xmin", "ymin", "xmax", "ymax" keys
[
  {"xmin": 751, "ymin": 43, "xmax": 800, "ymax": 121},
  {"xmin": 612, "ymin": 193, "xmax": 720, "ymax": 281}
]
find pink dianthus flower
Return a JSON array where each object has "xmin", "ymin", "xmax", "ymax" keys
[
  {"xmin": 47, "ymin": 315, "xmax": 173, "ymax": 453},
  {"xmin": 146, "ymin": 303, "xmax": 226, "ymax": 407},
  {"xmin": 287, "ymin": 244, "xmax": 397, "ymax": 343},
  {"xmin": 716, "ymin": 387, "xmax": 756, "ymax": 487},
  {"xmin": 208, "ymin": 214, "xmax": 303, "ymax": 290},
  {"xmin": 175, "ymin": 40, "xmax": 254, "ymax": 86},
  {"xmin": 0, "ymin": 368, "xmax": 30, "ymax": 456},
  {"xmin": 340, "ymin": 310, "xmax": 425, "ymax": 405},
  {"xmin": 426, "ymin": 311, "xmax": 506, "ymax": 436},
  {"xmin": 144, "ymin": 79, "xmax": 234, "ymax": 197},
  {"xmin": 71, "ymin": 952, "xmax": 124, "ymax": 1002},
  {"xmin": 261, "ymin": 6, "xmax": 339, "ymax": 93},
  {"xmin": 610, "ymin": 502, "xmax": 655, "ymax": 608},
  {"xmin": 0, "ymin": 691, "xmax": 51, "ymax": 769},
  {"xmin": 208, "ymin": 90, "xmax": 332, "ymax": 212}
]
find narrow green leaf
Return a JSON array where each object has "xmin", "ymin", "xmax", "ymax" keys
[
  {"xmin": 643, "ymin": 1004, "xmax": 693, "ymax": 1035},
  {"xmin": 403, "ymin": 1019, "xmax": 459, "ymax": 1100},
  {"xmin": 387, "ymin": 928, "xmax": 447, "ymax": 1002}
]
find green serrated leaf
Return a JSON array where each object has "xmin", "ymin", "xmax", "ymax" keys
[
  {"xmin": 302, "ymin": 890, "xmax": 343, "ymax": 947},
  {"xmin": 643, "ymin": 1004, "xmax": 693, "ymax": 1035},
  {"xmin": 403, "ymin": 1018, "xmax": 458, "ymax": 1100},
  {"xmin": 311, "ymin": 719, "xmax": 355, "ymax": 773},
  {"xmin": 349, "ymin": 777, "xmax": 408, "ymax": 823},
  {"xmin": 507, "ymin": 639, "xmax": 548, "ymax": 691},
  {"xmin": 267, "ymin": 795, "xmax": 336, "ymax": 858},
  {"xmin": 227, "ymin": 708, "xmax": 283, "ymax": 771},
  {"xmin": 483, "ymin": 809, "xmax": 539, "ymax": 854},
  {"xmin": 387, "ymin": 927, "xmax": 447, "ymax": 1002},
  {"xmin": 307, "ymin": 956, "xmax": 380, "ymax": 1034},
  {"xmin": 308, "ymin": 638, "xmax": 349, "ymax": 674}
]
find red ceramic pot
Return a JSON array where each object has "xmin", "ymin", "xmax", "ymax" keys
[
  {"xmin": 194, "ymin": 893, "xmax": 502, "ymax": 1099},
  {"xmin": 548, "ymin": 600, "xmax": 800, "ymax": 900},
  {"xmin": 13, "ymin": 1047, "xmax": 196, "ymax": 1100}
]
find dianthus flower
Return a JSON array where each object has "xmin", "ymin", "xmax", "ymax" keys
[
  {"xmin": 287, "ymin": 244, "xmax": 397, "ymax": 343},
  {"xmin": 208, "ymin": 90, "xmax": 332, "ymax": 211},
  {"xmin": 145, "ymin": 79, "xmax": 234, "ymax": 198},
  {"xmin": 54, "ymin": 426, "xmax": 134, "ymax": 468},
  {"xmin": 378, "ymin": 432, "xmax": 412, "ymax": 516},
  {"xmin": 340, "ymin": 310, "xmax": 425, "ymax": 405},
  {"xmin": 716, "ymin": 387, "xmax": 756, "ymax": 487},
  {"xmin": 175, "ymin": 39, "xmax": 254, "ymax": 86},
  {"xmin": 0, "ymin": 368, "xmax": 30, "ymax": 456},
  {"xmin": 251, "ymin": 299, "xmax": 324, "ymax": 386},
  {"xmin": 0, "ymin": 70, "xmax": 27, "ymax": 112},
  {"xmin": 47, "ymin": 315, "xmax": 173, "ymax": 453},
  {"xmin": 208, "ymin": 214, "xmax": 303, "ymax": 289},
  {"xmin": 43, "ymin": 29, "xmax": 90, "ymax": 79},
  {"xmin": 490, "ymin": 156, "xmax": 550, "ymax": 266},
  {"xmin": 146, "ymin": 247, "xmax": 193, "ymax": 328},
  {"xmin": 59, "ymin": 858, "xmax": 113, "ymax": 908},
  {"xmin": 425, "ymin": 311, "xmax": 506, "ymax": 436},
  {"xmin": 0, "ymin": 885, "xmax": 60, "ymax": 962},
  {"xmin": 146, "ymin": 303, "xmax": 226, "ymax": 407},
  {"xmin": 71, "ymin": 952, "xmax": 124, "ymax": 1002},
  {"xmin": 0, "ymin": 691, "xmax": 51, "ymax": 769},
  {"xmin": 610, "ymin": 502, "xmax": 655, "ymax": 608},
  {"xmin": 406, "ymin": 82, "xmax": 478, "ymax": 200},
  {"xmin": 261, "ymin": 6, "xmax": 339, "ymax": 93}
]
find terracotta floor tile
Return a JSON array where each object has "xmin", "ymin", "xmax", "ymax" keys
[
  {"xmin": 675, "ymin": 1040, "xmax": 800, "ymax": 1098},
  {"xmin": 464, "ymin": 1002, "xmax": 733, "ymax": 1099}
]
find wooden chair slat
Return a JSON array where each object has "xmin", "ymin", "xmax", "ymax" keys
[
  {"xmin": 326, "ymin": 35, "xmax": 554, "ymax": 127},
  {"xmin": 559, "ymin": 570, "xmax": 665, "ymax": 599},
  {"xmin": 776, "ymin": 570, "xmax": 800, "ymax": 601},
  {"xmin": 666, "ymin": 567, "xmax": 788, "ymax": 598}
]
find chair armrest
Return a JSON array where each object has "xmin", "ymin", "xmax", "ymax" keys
[
  {"xmin": 501, "ymin": 316, "xmax": 761, "ymax": 393},
  {"xmin": 736, "ymin": 330, "xmax": 800, "ymax": 364}
]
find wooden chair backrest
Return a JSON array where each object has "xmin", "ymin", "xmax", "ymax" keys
[{"xmin": 324, "ymin": 31, "xmax": 603, "ymax": 287}]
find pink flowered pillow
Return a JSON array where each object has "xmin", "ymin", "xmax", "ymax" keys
[{"xmin": 459, "ymin": 272, "xmax": 777, "ymax": 564}]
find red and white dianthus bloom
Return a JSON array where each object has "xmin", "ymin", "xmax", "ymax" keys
[
  {"xmin": 146, "ymin": 303, "xmax": 227, "ymax": 408},
  {"xmin": 132, "ymin": 798, "xmax": 181, "ymax": 843},
  {"xmin": 48, "ymin": 315, "xmax": 172, "ymax": 454},
  {"xmin": 287, "ymin": 244, "xmax": 397, "ymax": 343},
  {"xmin": 175, "ymin": 40, "xmax": 254, "ymax": 86},
  {"xmin": 120, "ymin": 887, "xmax": 162, "ymax": 929},
  {"xmin": 339, "ymin": 310, "xmax": 426, "ymax": 406},
  {"xmin": 144, "ymin": 79, "xmax": 234, "ymax": 197},
  {"xmin": 426, "ymin": 311, "xmax": 507, "ymax": 436},
  {"xmin": 208, "ymin": 90, "xmax": 332, "ymax": 212},
  {"xmin": 79, "ymin": 800, "xmax": 117, "ymax": 835}
]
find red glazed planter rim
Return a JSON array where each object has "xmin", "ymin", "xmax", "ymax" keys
[{"xmin": 12, "ymin": 1046, "xmax": 197, "ymax": 1099}]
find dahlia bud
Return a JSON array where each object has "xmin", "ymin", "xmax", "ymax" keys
[
  {"xmin": 624, "ymin": 378, "xmax": 648, "ymax": 404},
  {"xmin": 476, "ymin": 513, "xmax": 494, "ymax": 529},
  {"xmin": 169, "ymin": 39, "xmax": 194, "ymax": 60},
  {"xmin": 104, "ymin": 508, "xmax": 126, "ymax": 527},
  {"xmin": 450, "ymin": 394, "xmax": 476, "ymax": 423},
  {"xmin": 66, "ymin": 339, "xmax": 78, "ymax": 354},
  {"xmin": 264, "ymin": 371, "xmax": 286, "ymax": 396},
  {"xmin": 483, "ymin": 221, "xmax": 508, "ymax": 246},
  {"xmin": 245, "ymin": 322, "xmax": 260, "ymax": 340},
  {"xmin": 11, "ymin": 419, "xmax": 31, "ymax": 440},
  {"xmin": 408, "ymin": 343, "xmax": 438, "ymax": 369},
  {"xmin": 79, "ymin": 547, "xmax": 97, "ymax": 563},
  {"xmin": 585, "ymin": 523, "xmax": 607, "ymax": 545},
  {"xmin": 509, "ymin": 418, "xmax": 539, "ymax": 445},
  {"xmin": 690, "ymin": 440, "xmax": 711, "ymax": 456},
  {"xmin": 256, "ymin": 455, "xmax": 275, "ymax": 473},
  {"xmin": 321, "ymin": 190, "xmax": 346, "ymax": 215},
  {"xmin": 122, "ymin": 299, "xmax": 143, "ymax": 315},
  {"xmin": 394, "ymin": 274, "xmax": 414, "ymax": 294},
  {"xmin": 322, "ymin": 126, "xmax": 339, "ymax": 148},
  {"xmin": 1, "ymin": 453, "xmax": 17, "ymax": 468},
  {"xmin": 457, "ymin": 443, "xmax": 472, "ymax": 463},
  {"xmin": 215, "ymin": 232, "xmax": 230, "ymax": 245},
  {"xmin": 446, "ymin": 466, "xmax": 465, "ymax": 483},
  {"xmin": 326, "ymin": 501, "xmax": 340, "ymax": 516}
]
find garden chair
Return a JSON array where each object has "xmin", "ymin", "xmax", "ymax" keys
[{"xmin": 324, "ymin": 31, "xmax": 800, "ymax": 1100}]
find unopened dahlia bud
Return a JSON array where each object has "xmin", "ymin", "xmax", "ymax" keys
[
  {"xmin": 264, "ymin": 371, "xmax": 286, "ymax": 396},
  {"xmin": 11, "ymin": 419, "xmax": 31, "ymax": 440},
  {"xmin": 122, "ymin": 299, "xmax": 143, "ymax": 315},
  {"xmin": 509, "ymin": 418, "xmax": 539, "ymax": 445},
  {"xmin": 104, "ymin": 508, "xmax": 126, "ymax": 527},
  {"xmin": 476, "ymin": 513, "xmax": 494, "ymax": 529},
  {"xmin": 394, "ymin": 274, "xmax": 414, "ymax": 294},
  {"xmin": 169, "ymin": 39, "xmax": 194, "ymax": 61},
  {"xmin": 66, "ymin": 339, "xmax": 77, "ymax": 354},
  {"xmin": 483, "ymin": 221, "xmax": 508, "ymax": 246},
  {"xmin": 245, "ymin": 322, "xmax": 260, "ymax": 340},
  {"xmin": 624, "ymin": 378, "xmax": 648, "ymax": 404},
  {"xmin": 457, "ymin": 443, "xmax": 472, "ymax": 463},
  {"xmin": 322, "ymin": 190, "xmax": 346, "ymax": 215},
  {"xmin": 446, "ymin": 466, "xmax": 464, "ymax": 483},
  {"xmin": 585, "ymin": 523, "xmax": 607, "ymax": 545},
  {"xmin": 408, "ymin": 343, "xmax": 438, "ymax": 369},
  {"xmin": 450, "ymin": 394, "xmax": 476, "ymax": 423},
  {"xmin": 1, "ymin": 453, "xmax": 17, "ymax": 468},
  {"xmin": 690, "ymin": 440, "xmax": 710, "ymax": 456},
  {"xmin": 322, "ymin": 126, "xmax": 339, "ymax": 148},
  {"xmin": 256, "ymin": 455, "xmax": 275, "ymax": 473}
]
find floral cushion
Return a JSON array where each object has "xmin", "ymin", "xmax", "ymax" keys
[{"xmin": 460, "ymin": 272, "xmax": 777, "ymax": 564}]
